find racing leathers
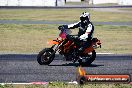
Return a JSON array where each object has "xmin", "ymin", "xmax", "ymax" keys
[{"xmin": 62, "ymin": 20, "xmax": 94, "ymax": 54}]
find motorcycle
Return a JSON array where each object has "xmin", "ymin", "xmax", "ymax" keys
[{"xmin": 37, "ymin": 28, "xmax": 101, "ymax": 66}]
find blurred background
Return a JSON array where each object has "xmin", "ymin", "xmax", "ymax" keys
[{"xmin": 0, "ymin": 0, "xmax": 132, "ymax": 7}]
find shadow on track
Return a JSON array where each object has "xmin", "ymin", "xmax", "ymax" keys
[{"xmin": 49, "ymin": 63, "xmax": 104, "ymax": 67}]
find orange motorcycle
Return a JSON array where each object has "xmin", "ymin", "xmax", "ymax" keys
[{"xmin": 37, "ymin": 28, "xmax": 101, "ymax": 66}]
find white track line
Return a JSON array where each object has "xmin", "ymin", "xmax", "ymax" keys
[
  {"xmin": 0, "ymin": 82, "xmax": 48, "ymax": 85},
  {"xmin": 96, "ymin": 53, "xmax": 114, "ymax": 55}
]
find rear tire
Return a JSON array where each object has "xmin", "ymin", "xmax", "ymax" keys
[
  {"xmin": 37, "ymin": 48, "xmax": 55, "ymax": 65},
  {"xmin": 79, "ymin": 50, "xmax": 96, "ymax": 66}
]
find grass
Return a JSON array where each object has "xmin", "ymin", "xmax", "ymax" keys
[
  {"xmin": 118, "ymin": 8, "xmax": 132, "ymax": 11},
  {"xmin": 0, "ymin": 24, "xmax": 59, "ymax": 53},
  {"xmin": 95, "ymin": 25, "xmax": 132, "ymax": 54},
  {"xmin": 65, "ymin": 2, "xmax": 85, "ymax": 5},
  {"xmin": 0, "ymin": 24, "xmax": 132, "ymax": 54},
  {"xmin": 0, "ymin": 8, "xmax": 132, "ymax": 22},
  {"xmin": 65, "ymin": 2, "xmax": 118, "ymax": 6},
  {"xmin": 0, "ymin": 83, "xmax": 132, "ymax": 88},
  {"xmin": 91, "ymin": 3, "xmax": 118, "ymax": 6}
]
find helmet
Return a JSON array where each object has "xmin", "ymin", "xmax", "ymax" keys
[{"xmin": 80, "ymin": 12, "xmax": 90, "ymax": 23}]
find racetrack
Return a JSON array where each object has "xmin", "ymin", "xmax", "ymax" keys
[
  {"xmin": 0, "ymin": 54, "xmax": 132, "ymax": 83},
  {"xmin": 0, "ymin": 20, "xmax": 132, "ymax": 26}
]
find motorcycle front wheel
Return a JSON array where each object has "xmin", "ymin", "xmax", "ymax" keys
[{"xmin": 37, "ymin": 48, "xmax": 55, "ymax": 65}]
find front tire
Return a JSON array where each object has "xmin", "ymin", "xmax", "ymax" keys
[{"xmin": 37, "ymin": 48, "xmax": 55, "ymax": 65}]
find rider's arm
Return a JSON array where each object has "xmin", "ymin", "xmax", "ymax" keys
[
  {"xmin": 58, "ymin": 21, "xmax": 80, "ymax": 30},
  {"xmin": 67, "ymin": 21, "xmax": 80, "ymax": 29},
  {"xmin": 79, "ymin": 24, "xmax": 93, "ymax": 40}
]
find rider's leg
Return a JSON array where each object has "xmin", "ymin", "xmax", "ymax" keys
[
  {"xmin": 78, "ymin": 39, "xmax": 92, "ymax": 55},
  {"xmin": 61, "ymin": 35, "xmax": 75, "ymax": 54},
  {"xmin": 66, "ymin": 35, "xmax": 74, "ymax": 41}
]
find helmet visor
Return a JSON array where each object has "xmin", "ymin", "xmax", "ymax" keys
[{"xmin": 80, "ymin": 16, "xmax": 87, "ymax": 21}]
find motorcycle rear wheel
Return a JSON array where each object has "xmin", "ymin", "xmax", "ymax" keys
[
  {"xmin": 37, "ymin": 48, "xmax": 55, "ymax": 65},
  {"xmin": 79, "ymin": 50, "xmax": 96, "ymax": 66}
]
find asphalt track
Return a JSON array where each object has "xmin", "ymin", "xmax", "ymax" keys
[
  {"xmin": 0, "ymin": 20, "xmax": 132, "ymax": 26},
  {"xmin": 0, "ymin": 54, "xmax": 132, "ymax": 83}
]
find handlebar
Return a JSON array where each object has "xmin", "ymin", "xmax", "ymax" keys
[{"xmin": 58, "ymin": 25, "xmax": 72, "ymax": 39}]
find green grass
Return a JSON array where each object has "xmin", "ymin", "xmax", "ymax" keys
[
  {"xmin": 0, "ymin": 83, "xmax": 132, "ymax": 88},
  {"xmin": 0, "ymin": 9, "xmax": 132, "ymax": 22},
  {"xmin": 0, "ymin": 24, "xmax": 132, "ymax": 54}
]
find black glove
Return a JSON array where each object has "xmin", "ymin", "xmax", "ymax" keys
[
  {"xmin": 58, "ymin": 25, "xmax": 64, "ymax": 30},
  {"xmin": 58, "ymin": 25, "xmax": 68, "ymax": 30}
]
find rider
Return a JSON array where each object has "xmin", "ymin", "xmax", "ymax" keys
[{"xmin": 58, "ymin": 12, "xmax": 94, "ymax": 54}]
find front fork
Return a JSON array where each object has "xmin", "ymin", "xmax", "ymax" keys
[{"xmin": 50, "ymin": 41, "xmax": 65, "ymax": 58}]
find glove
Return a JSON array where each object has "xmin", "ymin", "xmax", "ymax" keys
[
  {"xmin": 58, "ymin": 25, "xmax": 68, "ymax": 30},
  {"xmin": 58, "ymin": 25, "xmax": 64, "ymax": 30}
]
